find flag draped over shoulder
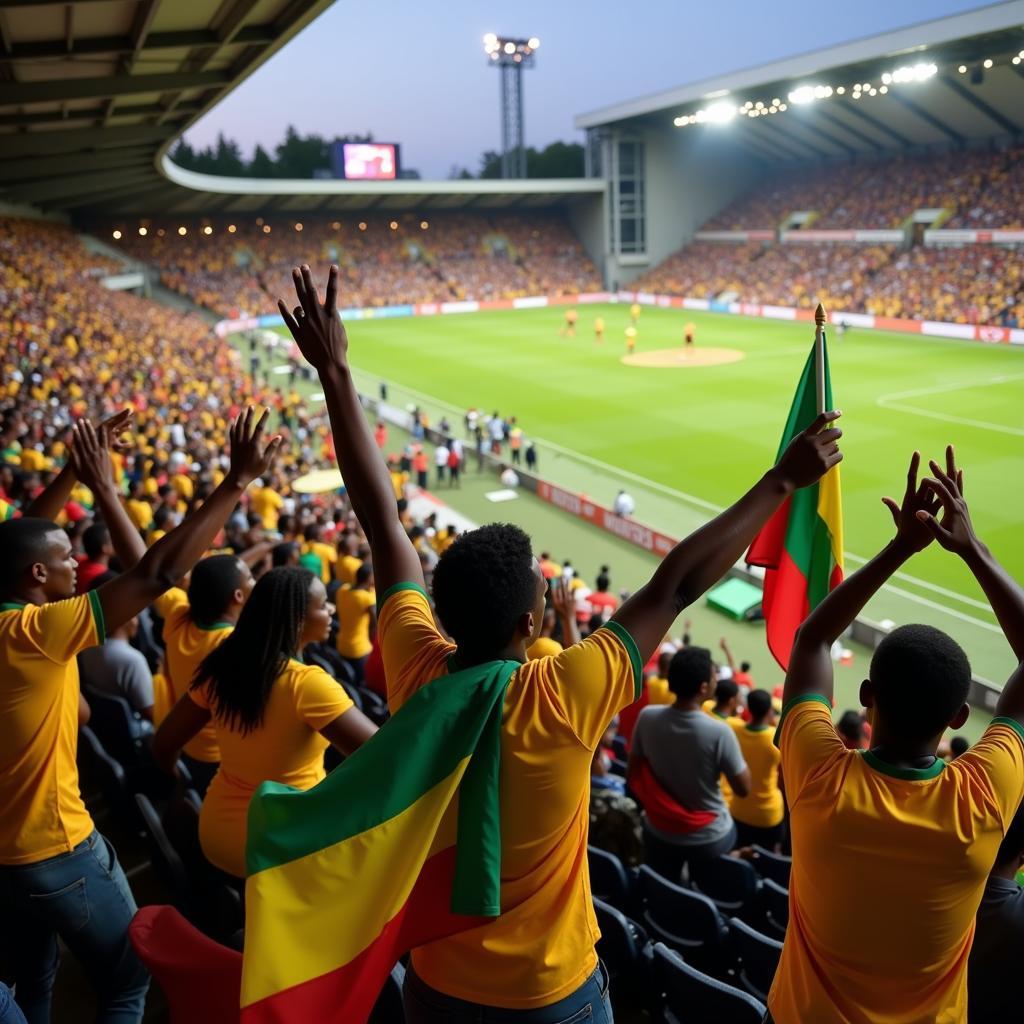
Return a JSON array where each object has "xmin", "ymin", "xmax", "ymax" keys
[
  {"xmin": 746, "ymin": 335, "xmax": 843, "ymax": 670},
  {"xmin": 240, "ymin": 659, "xmax": 519, "ymax": 1024}
]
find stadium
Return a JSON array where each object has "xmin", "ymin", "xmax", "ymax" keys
[{"xmin": 0, "ymin": 0, "xmax": 1023, "ymax": 1021}]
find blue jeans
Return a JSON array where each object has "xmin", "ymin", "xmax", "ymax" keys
[
  {"xmin": 0, "ymin": 831, "xmax": 149, "ymax": 1023},
  {"xmin": 0, "ymin": 984, "xmax": 28, "ymax": 1024},
  {"xmin": 404, "ymin": 961, "xmax": 613, "ymax": 1023}
]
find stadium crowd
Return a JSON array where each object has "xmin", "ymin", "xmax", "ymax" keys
[
  {"xmin": 635, "ymin": 239, "xmax": 1024, "ymax": 326},
  {"xmin": 2, "ymin": 212, "xmax": 1024, "ymax": 1024},
  {"xmin": 108, "ymin": 213, "xmax": 600, "ymax": 318},
  {"xmin": 703, "ymin": 144, "xmax": 1024, "ymax": 230}
]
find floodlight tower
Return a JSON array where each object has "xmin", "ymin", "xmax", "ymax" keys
[{"xmin": 483, "ymin": 34, "xmax": 539, "ymax": 179}]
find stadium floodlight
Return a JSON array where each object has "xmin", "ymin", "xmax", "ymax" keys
[
  {"xmin": 888, "ymin": 62, "xmax": 937, "ymax": 83},
  {"xmin": 483, "ymin": 34, "xmax": 539, "ymax": 178}
]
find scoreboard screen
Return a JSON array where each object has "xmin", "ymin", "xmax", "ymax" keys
[{"xmin": 338, "ymin": 143, "xmax": 399, "ymax": 180}]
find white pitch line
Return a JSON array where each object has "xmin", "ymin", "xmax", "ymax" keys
[
  {"xmin": 877, "ymin": 373, "xmax": 1024, "ymax": 437},
  {"xmin": 349, "ymin": 366, "xmax": 1001, "ymax": 629}
]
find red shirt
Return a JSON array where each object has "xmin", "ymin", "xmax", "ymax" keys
[
  {"xmin": 75, "ymin": 557, "xmax": 107, "ymax": 594},
  {"xmin": 589, "ymin": 591, "xmax": 619, "ymax": 614}
]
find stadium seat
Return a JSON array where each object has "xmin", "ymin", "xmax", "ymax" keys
[
  {"xmin": 749, "ymin": 845, "xmax": 792, "ymax": 887},
  {"xmin": 609, "ymin": 756, "xmax": 628, "ymax": 778},
  {"xmin": 588, "ymin": 845, "xmax": 633, "ymax": 911},
  {"xmin": 356, "ymin": 685, "xmax": 389, "ymax": 726},
  {"xmin": 369, "ymin": 962, "xmax": 407, "ymax": 1024},
  {"xmin": 637, "ymin": 865, "xmax": 728, "ymax": 975},
  {"xmin": 594, "ymin": 897, "xmax": 649, "ymax": 999},
  {"xmin": 135, "ymin": 793, "xmax": 192, "ymax": 913},
  {"xmin": 651, "ymin": 942, "xmax": 766, "ymax": 1024},
  {"xmin": 78, "ymin": 726, "xmax": 128, "ymax": 815},
  {"xmin": 759, "ymin": 877, "xmax": 790, "ymax": 938},
  {"xmin": 727, "ymin": 915, "xmax": 783, "ymax": 1003},
  {"xmin": 129, "ymin": 905, "xmax": 242, "ymax": 1024},
  {"xmin": 690, "ymin": 854, "xmax": 761, "ymax": 917},
  {"xmin": 81, "ymin": 685, "xmax": 151, "ymax": 767}
]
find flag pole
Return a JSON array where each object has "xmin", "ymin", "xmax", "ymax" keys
[{"xmin": 814, "ymin": 301, "xmax": 827, "ymax": 416}]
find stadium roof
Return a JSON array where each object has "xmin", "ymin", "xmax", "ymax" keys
[
  {"xmin": 0, "ymin": 0, "xmax": 602, "ymax": 216},
  {"xmin": 0, "ymin": 0, "xmax": 336, "ymax": 213},
  {"xmin": 575, "ymin": 1, "xmax": 1024, "ymax": 162}
]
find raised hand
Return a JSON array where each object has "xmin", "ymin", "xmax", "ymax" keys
[
  {"xmin": 918, "ymin": 445, "xmax": 979, "ymax": 557},
  {"xmin": 881, "ymin": 451, "xmax": 941, "ymax": 554},
  {"xmin": 97, "ymin": 408, "xmax": 134, "ymax": 454},
  {"xmin": 550, "ymin": 576, "xmax": 575, "ymax": 619},
  {"xmin": 277, "ymin": 265, "xmax": 348, "ymax": 372},
  {"xmin": 226, "ymin": 407, "xmax": 283, "ymax": 489},
  {"xmin": 773, "ymin": 410, "xmax": 843, "ymax": 491},
  {"xmin": 69, "ymin": 419, "xmax": 113, "ymax": 494}
]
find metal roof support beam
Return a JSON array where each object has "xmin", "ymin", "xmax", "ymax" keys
[
  {"xmin": 3, "ymin": 168, "xmax": 156, "ymax": 204},
  {"xmin": 836, "ymin": 101, "xmax": 912, "ymax": 147},
  {"xmin": 744, "ymin": 124, "xmax": 805, "ymax": 161},
  {"xmin": 0, "ymin": 146, "xmax": 154, "ymax": 180},
  {"xmin": 0, "ymin": 69, "xmax": 228, "ymax": 105},
  {"xmin": 813, "ymin": 109, "xmax": 884, "ymax": 151},
  {"xmin": 0, "ymin": 124, "xmax": 174, "ymax": 157},
  {"xmin": 939, "ymin": 73, "xmax": 1021, "ymax": 134},
  {"xmin": 57, "ymin": 182, "xmax": 174, "ymax": 214},
  {"xmin": 783, "ymin": 115, "xmax": 859, "ymax": 156},
  {"xmin": 886, "ymin": 92, "xmax": 965, "ymax": 143},
  {"xmin": 0, "ymin": 25, "xmax": 276, "ymax": 62}
]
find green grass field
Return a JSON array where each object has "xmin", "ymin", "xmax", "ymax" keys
[{"xmin": 273, "ymin": 303, "xmax": 1024, "ymax": 686}]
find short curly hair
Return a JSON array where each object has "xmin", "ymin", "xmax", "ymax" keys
[
  {"xmin": 870, "ymin": 624, "xmax": 970, "ymax": 741},
  {"xmin": 432, "ymin": 523, "xmax": 537, "ymax": 658}
]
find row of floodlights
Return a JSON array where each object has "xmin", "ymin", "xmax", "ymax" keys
[
  {"xmin": 110, "ymin": 220, "xmax": 432, "ymax": 240},
  {"xmin": 483, "ymin": 33, "xmax": 539, "ymax": 63},
  {"xmin": 674, "ymin": 59, "xmax": 958, "ymax": 127}
]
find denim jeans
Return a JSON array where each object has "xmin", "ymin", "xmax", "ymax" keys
[
  {"xmin": 404, "ymin": 961, "xmax": 613, "ymax": 1023},
  {"xmin": 642, "ymin": 820, "xmax": 738, "ymax": 884},
  {"xmin": 0, "ymin": 831, "xmax": 149, "ymax": 1024},
  {"xmin": 0, "ymin": 983, "xmax": 28, "ymax": 1024}
]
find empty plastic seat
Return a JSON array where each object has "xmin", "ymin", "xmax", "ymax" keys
[
  {"xmin": 749, "ymin": 844, "xmax": 792, "ymax": 887},
  {"xmin": 728, "ymin": 915, "xmax": 783, "ymax": 1003},
  {"xmin": 690, "ymin": 854, "xmax": 761, "ymax": 917},
  {"xmin": 652, "ymin": 941, "xmax": 766, "ymax": 1024},
  {"xmin": 78, "ymin": 725, "xmax": 128, "ymax": 814},
  {"xmin": 637, "ymin": 864, "xmax": 728, "ymax": 975},
  {"xmin": 594, "ymin": 898, "xmax": 646, "ymax": 982},
  {"xmin": 759, "ymin": 877, "xmax": 789, "ymax": 938},
  {"xmin": 588, "ymin": 845, "xmax": 632, "ymax": 911},
  {"xmin": 135, "ymin": 793, "xmax": 191, "ymax": 911},
  {"xmin": 81, "ymin": 685, "xmax": 150, "ymax": 767}
]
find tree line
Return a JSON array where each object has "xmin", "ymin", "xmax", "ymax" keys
[{"xmin": 171, "ymin": 125, "xmax": 584, "ymax": 180}]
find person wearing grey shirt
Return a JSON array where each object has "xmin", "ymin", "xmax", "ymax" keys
[
  {"xmin": 78, "ymin": 616, "xmax": 154, "ymax": 720},
  {"xmin": 630, "ymin": 646, "xmax": 749, "ymax": 880},
  {"xmin": 968, "ymin": 806, "xmax": 1024, "ymax": 1023}
]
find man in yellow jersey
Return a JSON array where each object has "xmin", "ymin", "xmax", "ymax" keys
[
  {"xmin": 279, "ymin": 264, "xmax": 841, "ymax": 1020},
  {"xmin": 300, "ymin": 522, "xmax": 336, "ymax": 584},
  {"xmin": 702, "ymin": 678, "xmax": 744, "ymax": 723},
  {"xmin": 629, "ymin": 301, "xmax": 641, "ymax": 324},
  {"xmin": 0, "ymin": 410, "xmax": 279, "ymax": 1023},
  {"xmin": 249, "ymin": 478, "xmax": 283, "ymax": 530},
  {"xmin": 558, "ymin": 307, "xmax": 578, "ymax": 338},
  {"xmin": 729, "ymin": 689, "xmax": 784, "ymax": 850},
  {"xmin": 684, "ymin": 321, "xmax": 696, "ymax": 349},
  {"xmin": 152, "ymin": 554, "xmax": 255, "ymax": 792},
  {"xmin": 768, "ymin": 448, "xmax": 1024, "ymax": 1024},
  {"xmin": 336, "ymin": 562, "xmax": 376, "ymax": 683},
  {"xmin": 625, "ymin": 325, "xmax": 637, "ymax": 354},
  {"xmin": 593, "ymin": 316, "xmax": 605, "ymax": 342}
]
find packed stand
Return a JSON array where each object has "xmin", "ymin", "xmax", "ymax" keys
[
  {"xmin": 2, "ymin": 224, "xmax": 1024, "ymax": 1024},
  {"xmin": 701, "ymin": 145, "xmax": 1024, "ymax": 231},
  {"xmin": 106, "ymin": 213, "xmax": 601, "ymax": 319}
]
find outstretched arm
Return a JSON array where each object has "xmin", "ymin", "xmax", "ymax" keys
[
  {"xmin": 70, "ymin": 419, "xmax": 146, "ymax": 571},
  {"xmin": 24, "ymin": 409, "xmax": 133, "ymax": 522},
  {"xmin": 278, "ymin": 266, "xmax": 423, "ymax": 594},
  {"xmin": 784, "ymin": 451, "xmax": 939, "ymax": 706},
  {"xmin": 613, "ymin": 411, "xmax": 843, "ymax": 661},
  {"xmin": 919, "ymin": 446, "xmax": 1024, "ymax": 723},
  {"xmin": 94, "ymin": 409, "xmax": 281, "ymax": 633}
]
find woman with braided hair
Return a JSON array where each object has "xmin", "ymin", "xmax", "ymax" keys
[{"xmin": 153, "ymin": 566, "xmax": 377, "ymax": 877}]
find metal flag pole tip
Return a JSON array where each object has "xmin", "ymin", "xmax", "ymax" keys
[{"xmin": 814, "ymin": 301, "xmax": 827, "ymax": 416}]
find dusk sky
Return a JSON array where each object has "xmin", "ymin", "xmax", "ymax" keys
[{"xmin": 185, "ymin": 0, "xmax": 992, "ymax": 179}]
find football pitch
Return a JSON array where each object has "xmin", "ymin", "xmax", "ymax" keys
[{"xmin": 273, "ymin": 303, "xmax": 1024, "ymax": 686}]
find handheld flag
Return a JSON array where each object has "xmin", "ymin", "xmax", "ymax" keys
[
  {"xmin": 240, "ymin": 659, "xmax": 518, "ymax": 1024},
  {"xmin": 746, "ymin": 303, "xmax": 843, "ymax": 669}
]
